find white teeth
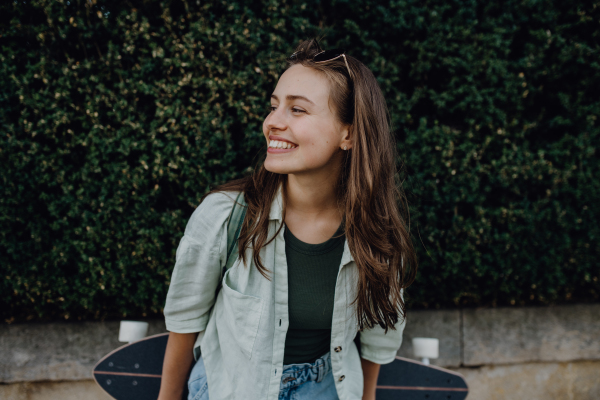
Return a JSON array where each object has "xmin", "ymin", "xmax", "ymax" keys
[{"xmin": 269, "ymin": 140, "xmax": 297, "ymax": 149}]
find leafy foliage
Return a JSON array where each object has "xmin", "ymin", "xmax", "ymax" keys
[{"xmin": 1, "ymin": 0, "xmax": 598, "ymax": 322}]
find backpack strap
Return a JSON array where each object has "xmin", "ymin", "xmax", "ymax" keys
[
  {"xmin": 194, "ymin": 192, "xmax": 247, "ymax": 361},
  {"xmin": 225, "ymin": 191, "xmax": 247, "ymax": 273}
]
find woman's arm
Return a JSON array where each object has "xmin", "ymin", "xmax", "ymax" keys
[
  {"xmin": 361, "ymin": 357, "xmax": 381, "ymax": 400},
  {"xmin": 157, "ymin": 332, "xmax": 197, "ymax": 400}
]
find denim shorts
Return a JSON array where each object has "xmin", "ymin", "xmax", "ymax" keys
[{"xmin": 187, "ymin": 352, "xmax": 339, "ymax": 400}]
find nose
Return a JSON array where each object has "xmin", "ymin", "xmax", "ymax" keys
[{"xmin": 265, "ymin": 107, "xmax": 287, "ymax": 132}]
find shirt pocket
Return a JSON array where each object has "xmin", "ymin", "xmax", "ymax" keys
[{"xmin": 218, "ymin": 268, "xmax": 264, "ymax": 360}]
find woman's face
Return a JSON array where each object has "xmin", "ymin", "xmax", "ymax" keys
[{"xmin": 262, "ymin": 64, "xmax": 351, "ymax": 176}]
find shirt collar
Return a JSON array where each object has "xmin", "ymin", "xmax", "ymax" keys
[
  {"xmin": 268, "ymin": 184, "xmax": 284, "ymax": 221},
  {"xmin": 341, "ymin": 240, "xmax": 355, "ymax": 266}
]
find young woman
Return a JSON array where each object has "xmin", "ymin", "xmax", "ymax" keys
[{"xmin": 158, "ymin": 38, "xmax": 417, "ymax": 400}]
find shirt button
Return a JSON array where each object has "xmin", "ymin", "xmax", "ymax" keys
[
  {"xmin": 339, "ymin": 375, "xmax": 345, "ymax": 381},
  {"xmin": 334, "ymin": 346, "xmax": 342, "ymax": 352}
]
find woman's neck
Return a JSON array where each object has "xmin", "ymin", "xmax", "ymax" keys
[
  {"xmin": 285, "ymin": 172, "xmax": 339, "ymax": 215},
  {"xmin": 280, "ymin": 155, "xmax": 345, "ymax": 244},
  {"xmin": 283, "ymin": 172, "xmax": 343, "ymax": 244}
]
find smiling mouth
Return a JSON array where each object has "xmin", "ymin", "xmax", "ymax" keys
[{"xmin": 268, "ymin": 140, "xmax": 298, "ymax": 149}]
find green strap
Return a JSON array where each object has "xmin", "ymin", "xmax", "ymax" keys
[
  {"xmin": 194, "ymin": 192, "xmax": 247, "ymax": 361},
  {"xmin": 225, "ymin": 191, "xmax": 247, "ymax": 273}
]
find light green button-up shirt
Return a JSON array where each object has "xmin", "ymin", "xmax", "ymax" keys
[{"xmin": 164, "ymin": 189, "xmax": 405, "ymax": 400}]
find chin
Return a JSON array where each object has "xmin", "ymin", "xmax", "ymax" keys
[{"xmin": 264, "ymin": 160, "xmax": 291, "ymax": 175}]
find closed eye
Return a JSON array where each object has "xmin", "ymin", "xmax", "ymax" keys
[{"xmin": 292, "ymin": 108, "xmax": 306, "ymax": 113}]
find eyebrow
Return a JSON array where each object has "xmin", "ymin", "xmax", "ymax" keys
[{"xmin": 271, "ymin": 94, "xmax": 315, "ymax": 106}]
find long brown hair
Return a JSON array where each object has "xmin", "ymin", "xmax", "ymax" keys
[{"xmin": 208, "ymin": 39, "xmax": 417, "ymax": 332}]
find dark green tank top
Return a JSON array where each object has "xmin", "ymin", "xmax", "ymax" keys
[{"xmin": 283, "ymin": 223, "xmax": 345, "ymax": 365}]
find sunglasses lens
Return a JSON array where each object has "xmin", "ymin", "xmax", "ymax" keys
[{"xmin": 313, "ymin": 49, "xmax": 344, "ymax": 62}]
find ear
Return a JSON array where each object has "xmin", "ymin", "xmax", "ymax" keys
[{"xmin": 340, "ymin": 125, "xmax": 353, "ymax": 150}]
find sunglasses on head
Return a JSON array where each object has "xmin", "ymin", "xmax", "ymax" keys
[{"xmin": 289, "ymin": 46, "xmax": 351, "ymax": 77}]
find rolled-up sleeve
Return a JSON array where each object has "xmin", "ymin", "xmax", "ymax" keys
[
  {"xmin": 359, "ymin": 290, "xmax": 406, "ymax": 365},
  {"xmin": 163, "ymin": 192, "xmax": 235, "ymax": 333}
]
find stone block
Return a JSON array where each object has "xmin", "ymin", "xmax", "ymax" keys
[
  {"xmin": 0, "ymin": 380, "xmax": 111, "ymax": 400},
  {"xmin": 463, "ymin": 304, "xmax": 600, "ymax": 366},
  {"xmin": 0, "ymin": 320, "xmax": 166, "ymax": 383},
  {"xmin": 453, "ymin": 360, "xmax": 600, "ymax": 400},
  {"xmin": 397, "ymin": 309, "xmax": 462, "ymax": 367}
]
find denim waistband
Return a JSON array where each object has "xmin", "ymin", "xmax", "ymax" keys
[{"xmin": 280, "ymin": 352, "xmax": 333, "ymax": 386}]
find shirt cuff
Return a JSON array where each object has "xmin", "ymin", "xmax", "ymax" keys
[
  {"xmin": 165, "ymin": 314, "xmax": 209, "ymax": 334},
  {"xmin": 360, "ymin": 344, "xmax": 400, "ymax": 365}
]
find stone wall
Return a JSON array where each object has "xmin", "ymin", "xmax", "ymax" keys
[
  {"xmin": 397, "ymin": 304, "xmax": 600, "ymax": 367},
  {"xmin": 397, "ymin": 304, "xmax": 600, "ymax": 400},
  {"xmin": 0, "ymin": 320, "xmax": 166, "ymax": 383},
  {"xmin": 1, "ymin": 304, "xmax": 599, "ymax": 400}
]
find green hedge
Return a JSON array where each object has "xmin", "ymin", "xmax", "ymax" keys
[{"xmin": 1, "ymin": 0, "xmax": 598, "ymax": 322}]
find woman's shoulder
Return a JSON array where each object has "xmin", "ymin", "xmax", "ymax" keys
[
  {"xmin": 200, "ymin": 190, "xmax": 243, "ymax": 210},
  {"xmin": 184, "ymin": 190, "xmax": 243, "ymax": 240}
]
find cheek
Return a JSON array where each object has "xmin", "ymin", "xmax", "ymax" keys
[
  {"xmin": 305, "ymin": 146, "xmax": 336, "ymax": 164},
  {"xmin": 298, "ymin": 132, "xmax": 338, "ymax": 163}
]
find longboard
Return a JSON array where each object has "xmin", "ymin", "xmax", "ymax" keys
[
  {"xmin": 93, "ymin": 333, "xmax": 468, "ymax": 400},
  {"xmin": 376, "ymin": 356, "xmax": 468, "ymax": 400},
  {"xmin": 93, "ymin": 333, "xmax": 189, "ymax": 400}
]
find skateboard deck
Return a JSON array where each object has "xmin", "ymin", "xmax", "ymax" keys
[
  {"xmin": 94, "ymin": 333, "xmax": 468, "ymax": 400},
  {"xmin": 93, "ymin": 333, "xmax": 189, "ymax": 400},
  {"xmin": 376, "ymin": 356, "xmax": 468, "ymax": 399}
]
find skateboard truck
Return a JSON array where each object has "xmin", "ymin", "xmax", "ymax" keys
[
  {"xmin": 411, "ymin": 337, "xmax": 439, "ymax": 365},
  {"xmin": 118, "ymin": 321, "xmax": 149, "ymax": 343}
]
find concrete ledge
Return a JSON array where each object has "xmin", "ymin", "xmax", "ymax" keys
[
  {"xmin": 0, "ymin": 320, "xmax": 165, "ymax": 383},
  {"xmin": 463, "ymin": 304, "xmax": 600, "ymax": 366},
  {"xmin": 454, "ymin": 360, "xmax": 600, "ymax": 400},
  {"xmin": 2, "ymin": 303, "xmax": 599, "ymax": 400},
  {"xmin": 0, "ymin": 380, "xmax": 111, "ymax": 400}
]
